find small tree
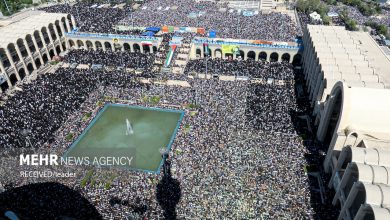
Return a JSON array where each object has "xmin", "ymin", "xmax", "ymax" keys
[{"xmin": 322, "ymin": 15, "xmax": 331, "ymax": 25}]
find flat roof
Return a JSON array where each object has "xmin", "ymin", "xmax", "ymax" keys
[
  {"xmin": 339, "ymin": 86, "xmax": 390, "ymax": 139},
  {"xmin": 0, "ymin": 11, "xmax": 69, "ymax": 48},
  {"xmin": 307, "ymin": 25, "xmax": 390, "ymax": 92}
]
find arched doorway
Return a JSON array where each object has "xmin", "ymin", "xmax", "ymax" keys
[
  {"xmin": 27, "ymin": 63, "xmax": 34, "ymax": 72},
  {"xmin": 215, "ymin": 49, "xmax": 222, "ymax": 59},
  {"xmin": 49, "ymin": 50, "xmax": 55, "ymax": 59},
  {"xmin": 152, "ymin": 46, "xmax": 157, "ymax": 53},
  {"xmin": 16, "ymin": 39, "xmax": 28, "ymax": 58},
  {"xmin": 9, "ymin": 74, "xmax": 18, "ymax": 86},
  {"xmin": 236, "ymin": 50, "xmax": 244, "ymax": 59},
  {"xmin": 48, "ymin": 24, "xmax": 57, "ymax": 41},
  {"xmin": 34, "ymin": 31, "xmax": 43, "ymax": 48},
  {"xmin": 86, "ymin": 41, "xmax": 93, "ymax": 50},
  {"xmin": 133, "ymin": 43, "xmax": 140, "ymax": 52},
  {"xmin": 293, "ymin": 54, "xmax": 302, "ymax": 66},
  {"xmin": 95, "ymin": 41, "xmax": 102, "ymax": 50},
  {"xmin": 61, "ymin": 17, "xmax": 69, "ymax": 33},
  {"xmin": 281, "ymin": 53, "xmax": 291, "ymax": 63},
  {"xmin": 259, "ymin": 52, "xmax": 267, "ymax": 61},
  {"xmin": 41, "ymin": 27, "xmax": 51, "ymax": 44},
  {"xmin": 26, "ymin": 35, "xmax": 36, "ymax": 53},
  {"xmin": 142, "ymin": 45, "xmax": 150, "ymax": 53},
  {"xmin": 225, "ymin": 53, "xmax": 233, "ymax": 59},
  {"xmin": 62, "ymin": 42, "xmax": 66, "ymax": 50},
  {"xmin": 123, "ymin": 43, "xmax": 131, "ymax": 51},
  {"xmin": 18, "ymin": 68, "xmax": 26, "ymax": 80},
  {"xmin": 0, "ymin": 48, "xmax": 11, "ymax": 68},
  {"xmin": 247, "ymin": 51, "xmax": 256, "ymax": 60},
  {"xmin": 0, "ymin": 80, "xmax": 9, "ymax": 92},
  {"xmin": 67, "ymin": 14, "xmax": 74, "ymax": 31},
  {"xmin": 77, "ymin": 40, "xmax": 84, "ymax": 48},
  {"xmin": 114, "ymin": 43, "xmax": 122, "ymax": 52},
  {"xmin": 196, "ymin": 48, "xmax": 201, "ymax": 57},
  {"xmin": 270, "ymin": 52, "xmax": 279, "ymax": 62},
  {"xmin": 55, "ymin": 20, "xmax": 63, "ymax": 37},
  {"xmin": 104, "ymin": 42, "xmax": 112, "ymax": 51},
  {"xmin": 7, "ymin": 43, "xmax": 20, "ymax": 63},
  {"xmin": 56, "ymin": 45, "xmax": 61, "ymax": 54},
  {"xmin": 69, "ymin": 40, "xmax": 75, "ymax": 48},
  {"xmin": 42, "ymin": 54, "xmax": 49, "ymax": 63},
  {"xmin": 35, "ymin": 58, "xmax": 42, "ymax": 68}
]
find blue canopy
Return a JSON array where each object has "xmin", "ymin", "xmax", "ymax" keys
[
  {"xmin": 145, "ymin": 27, "xmax": 160, "ymax": 32},
  {"xmin": 242, "ymin": 11, "xmax": 255, "ymax": 17},
  {"xmin": 209, "ymin": 30, "xmax": 216, "ymax": 38},
  {"xmin": 143, "ymin": 31, "xmax": 155, "ymax": 36}
]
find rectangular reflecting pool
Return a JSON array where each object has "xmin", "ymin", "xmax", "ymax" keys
[{"xmin": 64, "ymin": 103, "xmax": 184, "ymax": 173}]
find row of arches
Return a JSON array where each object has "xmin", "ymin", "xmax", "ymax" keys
[
  {"xmin": 195, "ymin": 47, "xmax": 302, "ymax": 64},
  {"xmin": 0, "ymin": 15, "xmax": 73, "ymax": 70},
  {"xmin": 1, "ymin": 65, "xmax": 32, "ymax": 92},
  {"xmin": 68, "ymin": 39, "xmax": 158, "ymax": 53},
  {"xmin": 0, "ymin": 46, "xmax": 60, "ymax": 93}
]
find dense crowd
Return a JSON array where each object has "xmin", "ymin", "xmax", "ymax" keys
[
  {"xmin": 41, "ymin": 0, "xmax": 297, "ymax": 41},
  {"xmin": 41, "ymin": 2, "xmax": 131, "ymax": 33},
  {"xmin": 124, "ymin": 0, "xmax": 297, "ymax": 41},
  {"xmin": 64, "ymin": 49, "xmax": 156, "ymax": 70},
  {"xmin": 184, "ymin": 58, "xmax": 295, "ymax": 79},
  {"xmin": 0, "ymin": 0, "xmax": 343, "ymax": 219},
  {"xmin": 0, "ymin": 68, "xmax": 142, "ymax": 149},
  {"xmin": 330, "ymin": 5, "xmax": 390, "ymax": 26},
  {"xmin": 0, "ymin": 55, "xmax": 338, "ymax": 219}
]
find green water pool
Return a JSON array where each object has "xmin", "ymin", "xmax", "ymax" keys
[{"xmin": 64, "ymin": 103, "xmax": 184, "ymax": 172}]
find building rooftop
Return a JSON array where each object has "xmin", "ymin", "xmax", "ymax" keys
[
  {"xmin": 338, "ymin": 85, "xmax": 390, "ymax": 140},
  {"xmin": 0, "ymin": 11, "xmax": 69, "ymax": 48},
  {"xmin": 307, "ymin": 25, "xmax": 390, "ymax": 97}
]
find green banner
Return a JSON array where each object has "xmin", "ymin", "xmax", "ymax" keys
[{"xmin": 222, "ymin": 45, "xmax": 239, "ymax": 54}]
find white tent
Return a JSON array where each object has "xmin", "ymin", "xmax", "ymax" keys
[{"xmin": 309, "ymin": 12, "xmax": 322, "ymax": 22}]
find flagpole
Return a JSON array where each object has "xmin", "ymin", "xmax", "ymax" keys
[{"xmin": 204, "ymin": 40, "xmax": 208, "ymax": 79}]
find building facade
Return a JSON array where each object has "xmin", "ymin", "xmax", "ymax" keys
[
  {"xmin": 303, "ymin": 25, "xmax": 390, "ymax": 220},
  {"xmin": 190, "ymin": 37, "xmax": 303, "ymax": 64},
  {"xmin": 0, "ymin": 11, "xmax": 76, "ymax": 92}
]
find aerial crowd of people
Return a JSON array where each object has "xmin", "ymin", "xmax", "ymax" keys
[
  {"xmin": 0, "ymin": 0, "xmax": 343, "ymax": 219},
  {"xmin": 184, "ymin": 58, "xmax": 296, "ymax": 80},
  {"xmin": 64, "ymin": 49, "xmax": 156, "ymax": 70},
  {"xmin": 123, "ymin": 0, "xmax": 297, "ymax": 41},
  {"xmin": 41, "ymin": 2, "xmax": 131, "ymax": 33},
  {"xmin": 41, "ymin": 0, "xmax": 298, "ymax": 42},
  {"xmin": 0, "ymin": 49, "xmax": 336, "ymax": 219}
]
